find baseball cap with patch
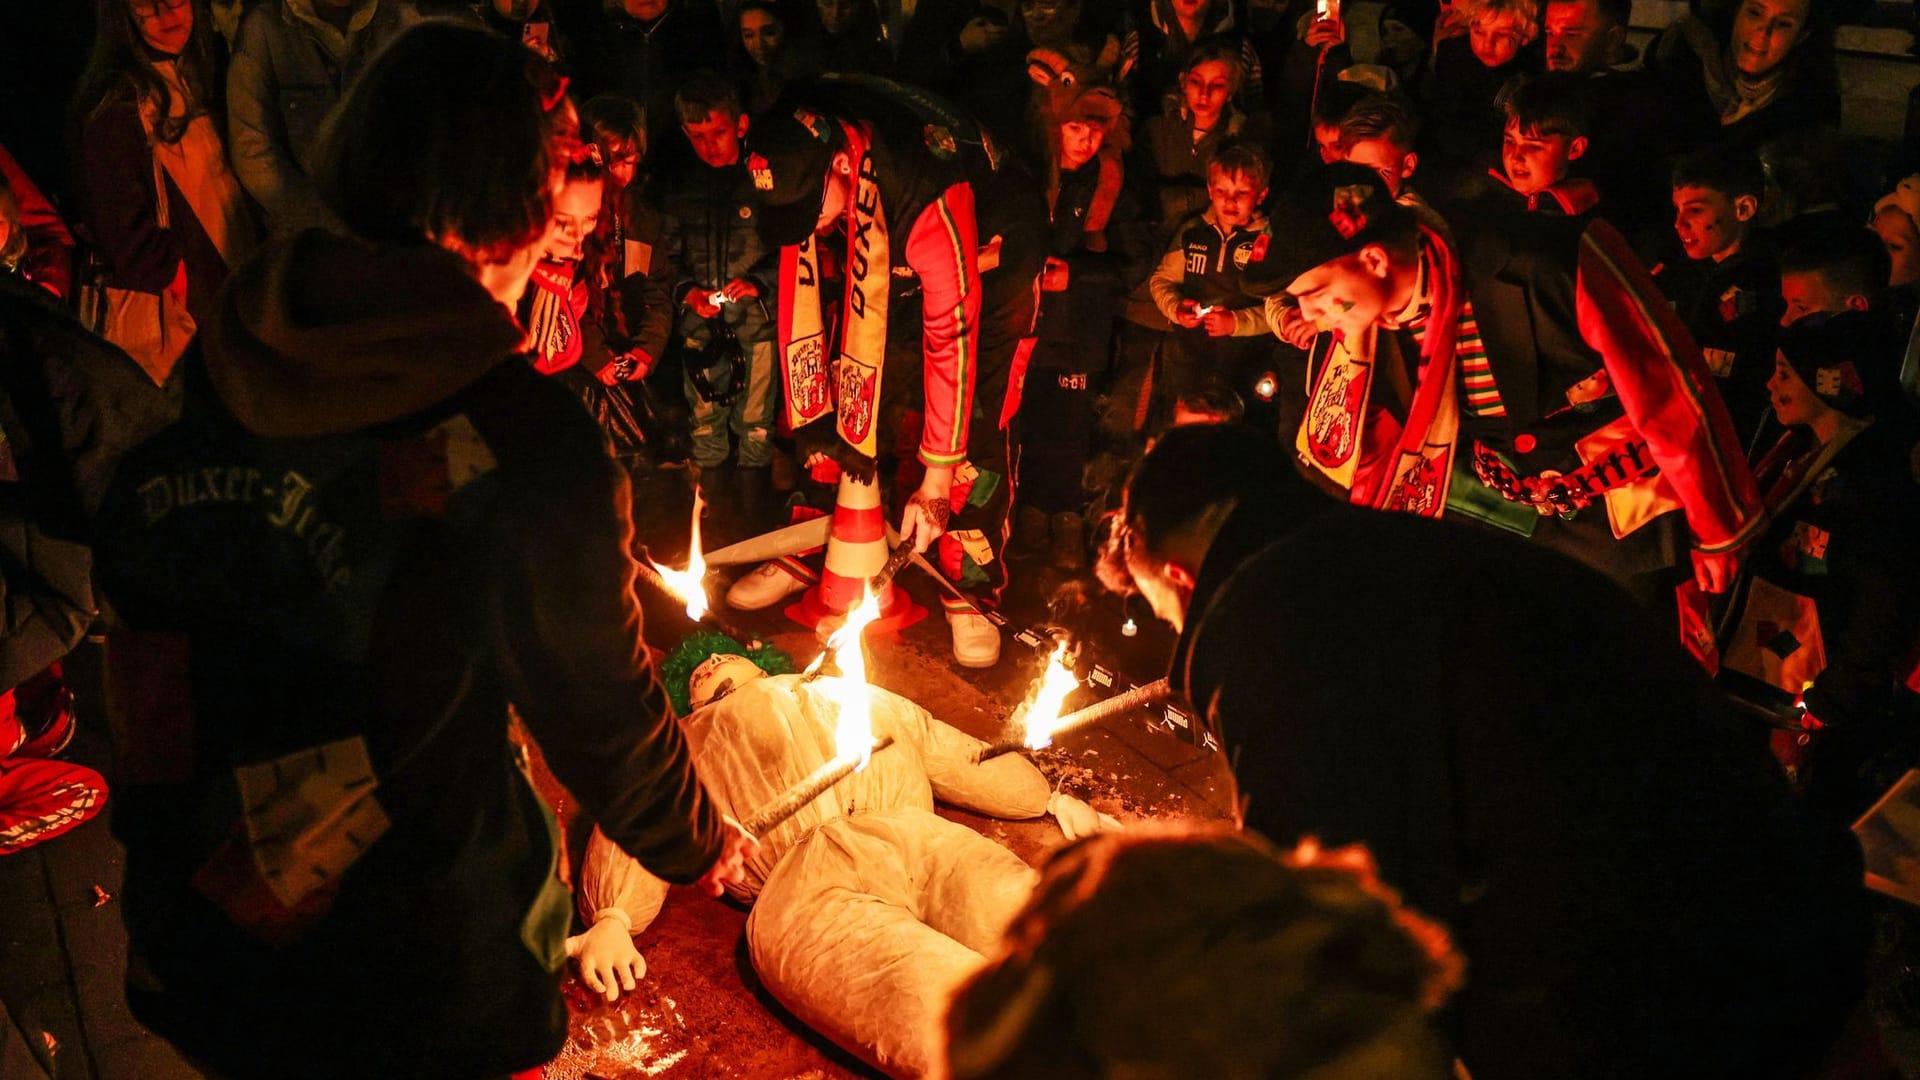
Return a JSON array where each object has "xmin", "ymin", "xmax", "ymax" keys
[
  {"xmin": 1241, "ymin": 161, "xmax": 1414, "ymax": 297},
  {"xmin": 745, "ymin": 99, "xmax": 839, "ymax": 248}
]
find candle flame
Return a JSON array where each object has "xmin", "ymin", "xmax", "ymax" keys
[
  {"xmin": 826, "ymin": 587, "xmax": 883, "ymax": 769},
  {"xmin": 1022, "ymin": 640, "xmax": 1081, "ymax": 751},
  {"xmin": 648, "ymin": 491, "xmax": 709, "ymax": 621}
]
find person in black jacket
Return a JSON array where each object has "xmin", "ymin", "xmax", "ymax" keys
[
  {"xmin": 1650, "ymin": 146, "xmax": 1783, "ymax": 448},
  {"xmin": 1724, "ymin": 313, "xmax": 1920, "ymax": 825},
  {"xmin": 0, "ymin": 242, "xmax": 175, "ymax": 855},
  {"xmin": 1101, "ymin": 422, "xmax": 1870, "ymax": 1080},
  {"xmin": 90, "ymin": 26, "xmax": 750, "ymax": 1079}
]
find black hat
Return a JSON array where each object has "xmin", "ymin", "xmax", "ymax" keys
[
  {"xmin": 1241, "ymin": 162, "xmax": 1415, "ymax": 297},
  {"xmin": 744, "ymin": 100, "xmax": 839, "ymax": 248},
  {"xmin": 1777, "ymin": 310, "xmax": 1903, "ymax": 419}
]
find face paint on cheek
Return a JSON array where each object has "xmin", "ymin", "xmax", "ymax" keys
[{"xmin": 1334, "ymin": 298, "xmax": 1356, "ymax": 313}]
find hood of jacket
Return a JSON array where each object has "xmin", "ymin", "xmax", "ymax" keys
[{"xmin": 204, "ymin": 229, "xmax": 525, "ymax": 438}]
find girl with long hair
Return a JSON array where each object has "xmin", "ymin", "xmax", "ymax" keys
[{"xmin": 73, "ymin": 0, "xmax": 255, "ymax": 382}]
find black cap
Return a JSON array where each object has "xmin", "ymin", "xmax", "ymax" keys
[
  {"xmin": 1778, "ymin": 310, "xmax": 1903, "ymax": 418},
  {"xmin": 1242, "ymin": 161, "xmax": 1415, "ymax": 297},
  {"xmin": 744, "ymin": 99, "xmax": 838, "ymax": 248}
]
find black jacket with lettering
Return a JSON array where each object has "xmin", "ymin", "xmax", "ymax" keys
[{"xmin": 93, "ymin": 230, "xmax": 725, "ymax": 1079}]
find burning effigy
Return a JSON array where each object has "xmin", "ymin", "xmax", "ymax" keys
[{"xmin": 573, "ymin": 616, "xmax": 1115, "ymax": 1078}]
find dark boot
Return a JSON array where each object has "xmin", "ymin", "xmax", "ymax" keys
[{"xmin": 735, "ymin": 466, "xmax": 772, "ymax": 534}]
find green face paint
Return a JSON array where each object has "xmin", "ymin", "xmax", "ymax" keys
[{"xmin": 1334, "ymin": 299, "xmax": 1356, "ymax": 313}]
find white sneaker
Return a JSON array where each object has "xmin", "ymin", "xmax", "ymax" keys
[
  {"xmin": 725, "ymin": 561, "xmax": 809, "ymax": 610},
  {"xmin": 947, "ymin": 612, "xmax": 1001, "ymax": 668}
]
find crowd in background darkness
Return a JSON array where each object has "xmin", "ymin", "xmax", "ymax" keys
[{"xmin": 3, "ymin": 0, "xmax": 1920, "ymax": 1075}]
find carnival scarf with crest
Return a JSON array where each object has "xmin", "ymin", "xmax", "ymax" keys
[
  {"xmin": 1297, "ymin": 225, "xmax": 1464, "ymax": 517},
  {"xmin": 775, "ymin": 119, "xmax": 891, "ymax": 459}
]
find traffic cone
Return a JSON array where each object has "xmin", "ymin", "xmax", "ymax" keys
[{"xmin": 785, "ymin": 471, "xmax": 925, "ymax": 633}]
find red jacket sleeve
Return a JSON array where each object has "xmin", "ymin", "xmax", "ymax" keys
[
  {"xmin": 1575, "ymin": 221, "xmax": 1763, "ymax": 553},
  {"xmin": 903, "ymin": 182, "xmax": 982, "ymax": 467}
]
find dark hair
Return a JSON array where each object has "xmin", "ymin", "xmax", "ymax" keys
[
  {"xmin": 1337, "ymin": 90, "xmax": 1420, "ymax": 152},
  {"xmin": 1120, "ymin": 424, "xmax": 1299, "ymax": 557},
  {"xmin": 582, "ymin": 93, "xmax": 649, "ymax": 164},
  {"xmin": 675, "ymin": 68, "xmax": 743, "ymax": 126},
  {"xmin": 1780, "ymin": 227, "xmax": 1892, "ymax": 299},
  {"xmin": 1182, "ymin": 36, "xmax": 1245, "ymax": 91},
  {"xmin": 1759, "ymin": 131, "xmax": 1847, "ymax": 216},
  {"xmin": 738, "ymin": 0, "xmax": 784, "ymax": 32},
  {"xmin": 73, "ymin": 0, "xmax": 221, "ymax": 146},
  {"xmin": 944, "ymin": 829, "xmax": 1463, "ymax": 1080},
  {"xmin": 1175, "ymin": 379, "xmax": 1246, "ymax": 423},
  {"xmin": 1208, "ymin": 141, "xmax": 1271, "ymax": 190},
  {"xmin": 1311, "ymin": 79, "xmax": 1370, "ymax": 128},
  {"xmin": 1498, "ymin": 71, "xmax": 1590, "ymax": 139},
  {"xmin": 1671, "ymin": 145, "xmax": 1765, "ymax": 201},
  {"xmin": 311, "ymin": 22, "xmax": 570, "ymax": 264},
  {"xmin": 1377, "ymin": 1, "xmax": 1437, "ymax": 44}
]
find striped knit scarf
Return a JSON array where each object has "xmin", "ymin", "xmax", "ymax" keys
[{"xmin": 776, "ymin": 119, "xmax": 891, "ymax": 459}]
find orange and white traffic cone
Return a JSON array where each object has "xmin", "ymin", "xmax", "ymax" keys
[{"xmin": 785, "ymin": 471, "xmax": 926, "ymax": 633}]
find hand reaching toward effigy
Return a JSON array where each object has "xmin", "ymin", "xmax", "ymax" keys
[{"xmin": 567, "ymin": 911, "xmax": 645, "ymax": 1003}]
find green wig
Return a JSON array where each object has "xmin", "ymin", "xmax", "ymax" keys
[{"xmin": 660, "ymin": 632, "xmax": 797, "ymax": 715}]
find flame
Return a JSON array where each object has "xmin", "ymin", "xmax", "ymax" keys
[
  {"xmin": 825, "ymin": 587, "xmax": 883, "ymax": 769},
  {"xmin": 1022, "ymin": 640, "xmax": 1081, "ymax": 751},
  {"xmin": 648, "ymin": 490, "xmax": 709, "ymax": 621}
]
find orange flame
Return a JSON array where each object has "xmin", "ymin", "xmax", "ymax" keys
[
  {"xmin": 826, "ymin": 587, "xmax": 883, "ymax": 769},
  {"xmin": 648, "ymin": 490, "xmax": 709, "ymax": 621},
  {"xmin": 1022, "ymin": 640, "xmax": 1081, "ymax": 751}
]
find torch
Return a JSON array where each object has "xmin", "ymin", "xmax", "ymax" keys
[
  {"xmin": 976, "ymin": 673, "xmax": 1178, "ymax": 762},
  {"xmin": 738, "ymin": 588, "xmax": 888, "ymax": 838},
  {"xmin": 638, "ymin": 490, "xmax": 756, "ymax": 641},
  {"xmin": 645, "ymin": 489, "xmax": 711, "ymax": 621}
]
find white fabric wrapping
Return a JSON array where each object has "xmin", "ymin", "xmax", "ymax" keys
[
  {"xmin": 748, "ymin": 809, "xmax": 1036, "ymax": 1078},
  {"xmin": 577, "ymin": 674, "xmax": 1053, "ymax": 1076}
]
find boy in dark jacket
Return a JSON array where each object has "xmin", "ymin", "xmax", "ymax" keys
[
  {"xmin": 1721, "ymin": 313, "xmax": 1920, "ymax": 824},
  {"xmin": 1469, "ymin": 72, "xmax": 1600, "ymax": 219},
  {"xmin": 1650, "ymin": 146, "xmax": 1782, "ymax": 446},
  {"xmin": 663, "ymin": 72, "xmax": 779, "ymax": 485}
]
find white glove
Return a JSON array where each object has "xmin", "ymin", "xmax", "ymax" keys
[
  {"xmin": 566, "ymin": 909, "xmax": 646, "ymax": 1003},
  {"xmin": 1049, "ymin": 791, "xmax": 1121, "ymax": 841}
]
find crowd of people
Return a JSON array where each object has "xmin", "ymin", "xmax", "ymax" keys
[{"xmin": 2, "ymin": 0, "xmax": 1919, "ymax": 1074}]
